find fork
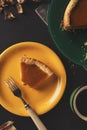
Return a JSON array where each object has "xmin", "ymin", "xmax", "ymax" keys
[{"xmin": 5, "ymin": 77, "xmax": 47, "ymax": 130}]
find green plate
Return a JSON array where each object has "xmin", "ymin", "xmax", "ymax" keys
[{"xmin": 48, "ymin": 0, "xmax": 87, "ymax": 68}]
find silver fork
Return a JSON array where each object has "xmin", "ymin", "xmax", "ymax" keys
[{"xmin": 5, "ymin": 77, "xmax": 47, "ymax": 130}]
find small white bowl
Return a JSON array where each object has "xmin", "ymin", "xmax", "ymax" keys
[{"xmin": 70, "ymin": 85, "xmax": 87, "ymax": 121}]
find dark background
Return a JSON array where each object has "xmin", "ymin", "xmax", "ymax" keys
[{"xmin": 0, "ymin": 1, "xmax": 87, "ymax": 130}]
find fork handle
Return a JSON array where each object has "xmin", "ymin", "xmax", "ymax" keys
[
  {"xmin": 21, "ymin": 97, "xmax": 47, "ymax": 130},
  {"xmin": 25, "ymin": 105, "xmax": 47, "ymax": 130}
]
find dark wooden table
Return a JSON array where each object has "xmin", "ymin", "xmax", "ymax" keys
[{"xmin": 0, "ymin": 1, "xmax": 87, "ymax": 130}]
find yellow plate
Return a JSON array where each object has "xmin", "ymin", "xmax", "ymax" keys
[{"xmin": 0, "ymin": 42, "xmax": 66, "ymax": 116}]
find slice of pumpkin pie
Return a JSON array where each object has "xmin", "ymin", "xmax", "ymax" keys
[
  {"xmin": 62, "ymin": 0, "xmax": 87, "ymax": 30},
  {"xmin": 20, "ymin": 57, "xmax": 55, "ymax": 88}
]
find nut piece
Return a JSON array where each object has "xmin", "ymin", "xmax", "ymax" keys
[
  {"xmin": 4, "ymin": 10, "xmax": 15, "ymax": 20},
  {"xmin": 17, "ymin": 0, "xmax": 25, "ymax": 4},
  {"xmin": 16, "ymin": 3, "xmax": 23, "ymax": 14},
  {"xmin": 0, "ymin": 0, "xmax": 7, "ymax": 7}
]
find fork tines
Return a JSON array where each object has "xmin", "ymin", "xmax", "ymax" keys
[{"xmin": 4, "ymin": 77, "xmax": 18, "ymax": 92}]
